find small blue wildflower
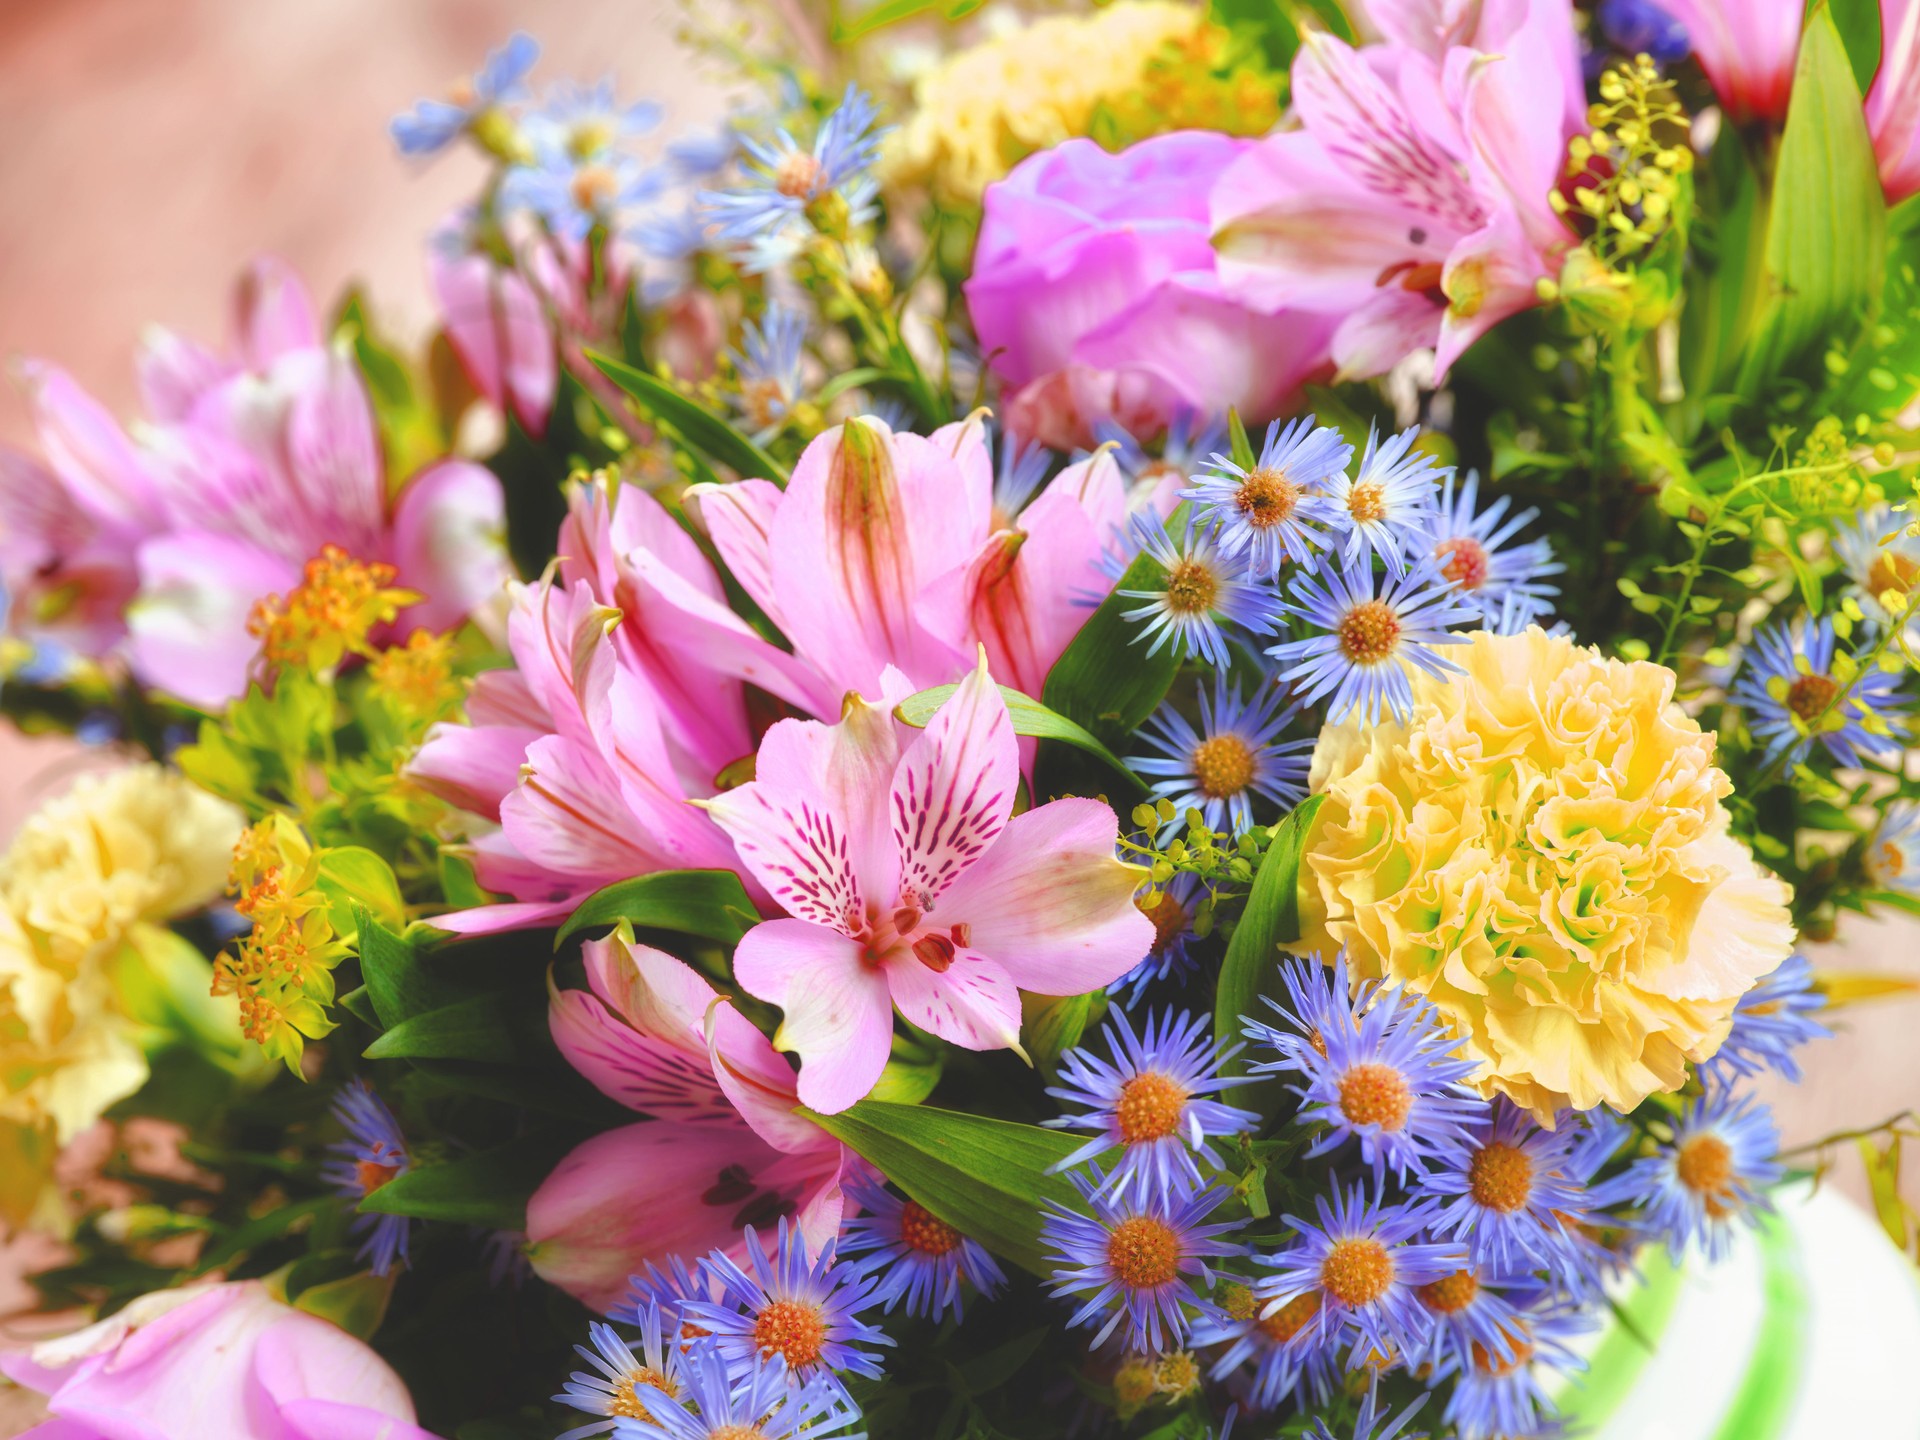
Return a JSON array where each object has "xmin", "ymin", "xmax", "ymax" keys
[
  {"xmin": 700, "ymin": 85, "xmax": 885, "ymax": 246},
  {"xmin": 1252, "ymin": 1183, "xmax": 1460, "ymax": 1365},
  {"xmin": 555, "ymin": 1306, "xmax": 678, "ymax": 1440},
  {"xmin": 989, "ymin": 423, "xmax": 1052, "ymax": 526},
  {"xmin": 1434, "ymin": 1285, "xmax": 1592, "ymax": 1440},
  {"xmin": 1131, "ymin": 673, "xmax": 1314, "ymax": 837},
  {"xmin": 631, "ymin": 206, "xmax": 709, "ymax": 263},
  {"xmin": 1407, "ymin": 1260, "xmax": 1530, "ymax": 1379},
  {"xmin": 681, "ymin": 1219, "xmax": 891, "ymax": 1394},
  {"xmin": 320, "ymin": 1080, "xmax": 411, "ymax": 1277},
  {"xmin": 1701, "ymin": 953, "xmax": 1829, "ymax": 1086},
  {"xmin": 1421, "ymin": 469, "xmax": 1562, "ymax": 626},
  {"xmin": 1834, "ymin": 503, "xmax": 1920, "ymax": 642},
  {"xmin": 1309, "ymin": 1383, "xmax": 1427, "ymax": 1440},
  {"xmin": 1097, "ymin": 412, "xmax": 1227, "ymax": 505},
  {"xmin": 1325, "ymin": 427, "xmax": 1444, "ymax": 579},
  {"xmin": 1414, "ymin": 1100, "xmax": 1596, "ymax": 1273},
  {"xmin": 733, "ymin": 305, "xmax": 809, "ymax": 441},
  {"xmin": 1622, "ymin": 1086, "xmax": 1783, "ymax": 1262},
  {"xmin": 1041, "ymin": 1165, "xmax": 1243, "ymax": 1351},
  {"xmin": 612, "ymin": 1341, "xmax": 862, "ymax": 1440},
  {"xmin": 1268, "ymin": 552, "xmax": 1476, "ymax": 724},
  {"xmin": 1597, "ymin": 0, "xmax": 1691, "ymax": 63},
  {"xmin": 1180, "ymin": 417, "xmax": 1350, "ymax": 580},
  {"xmin": 666, "ymin": 126, "xmax": 738, "ymax": 181},
  {"xmin": 1730, "ymin": 617, "xmax": 1906, "ymax": 769},
  {"xmin": 1116, "ymin": 510, "xmax": 1284, "ymax": 669},
  {"xmin": 1248, "ymin": 956, "xmax": 1487, "ymax": 1183},
  {"xmin": 1109, "ymin": 873, "xmax": 1204, "ymax": 1007},
  {"xmin": 1045, "ymin": 1008, "xmax": 1259, "ymax": 1204},
  {"xmin": 1868, "ymin": 798, "xmax": 1920, "ymax": 894},
  {"xmin": 838, "ymin": 1174, "xmax": 1005, "ymax": 1322},
  {"xmin": 391, "ymin": 32, "xmax": 539, "ymax": 156},
  {"xmin": 502, "ymin": 143, "xmax": 664, "ymax": 240},
  {"xmin": 1190, "ymin": 1278, "xmax": 1338, "ymax": 1412},
  {"xmin": 616, "ymin": 1254, "xmax": 712, "ymax": 1331}
]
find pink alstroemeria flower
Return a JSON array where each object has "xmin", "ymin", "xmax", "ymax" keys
[
  {"xmin": 429, "ymin": 210, "xmax": 558, "ymax": 438},
  {"xmin": 706, "ymin": 656, "xmax": 1153, "ymax": 1114},
  {"xmin": 0, "ymin": 257, "xmax": 510, "ymax": 708},
  {"xmin": 1211, "ymin": 0, "xmax": 1583, "ymax": 379},
  {"xmin": 527, "ymin": 931, "xmax": 850, "ymax": 1313},
  {"xmin": 0, "ymin": 1279, "xmax": 441, "ymax": 1440}
]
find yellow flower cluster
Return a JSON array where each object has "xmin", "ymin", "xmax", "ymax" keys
[
  {"xmin": 368, "ymin": 628, "xmax": 463, "ymax": 723},
  {"xmin": 248, "ymin": 544, "xmax": 419, "ymax": 676},
  {"xmin": 883, "ymin": 1, "xmax": 1279, "ymax": 204},
  {"xmin": 0, "ymin": 766, "xmax": 241, "ymax": 1223},
  {"xmin": 1550, "ymin": 53, "xmax": 1691, "ymax": 264},
  {"xmin": 1297, "ymin": 629, "xmax": 1796, "ymax": 1119}
]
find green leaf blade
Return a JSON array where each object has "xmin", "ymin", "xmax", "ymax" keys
[
  {"xmin": 553, "ymin": 870, "xmax": 760, "ymax": 950},
  {"xmin": 587, "ymin": 352, "xmax": 789, "ymax": 483},
  {"xmin": 894, "ymin": 683, "xmax": 1145, "ymax": 792}
]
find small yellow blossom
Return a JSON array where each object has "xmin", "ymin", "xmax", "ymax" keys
[
  {"xmin": 368, "ymin": 628, "xmax": 463, "ymax": 723},
  {"xmin": 248, "ymin": 545, "xmax": 419, "ymax": 675},
  {"xmin": 1298, "ymin": 629, "xmax": 1796, "ymax": 1119}
]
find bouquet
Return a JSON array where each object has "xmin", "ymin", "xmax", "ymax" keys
[{"xmin": 3, "ymin": 1, "xmax": 1920, "ymax": 1436}]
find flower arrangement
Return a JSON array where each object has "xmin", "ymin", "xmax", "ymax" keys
[{"xmin": 5, "ymin": 1, "xmax": 1920, "ymax": 1436}]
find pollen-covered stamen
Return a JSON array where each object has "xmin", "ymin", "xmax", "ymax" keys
[
  {"xmin": 708, "ymin": 1426, "xmax": 769, "ymax": 1440},
  {"xmin": 1337, "ymin": 1062, "xmax": 1412, "ymax": 1131},
  {"xmin": 1258, "ymin": 1291, "xmax": 1321, "ymax": 1342},
  {"xmin": 1437, "ymin": 536, "xmax": 1491, "ymax": 590},
  {"xmin": 1107, "ymin": 1216, "xmax": 1182, "ymax": 1289},
  {"xmin": 1785, "ymin": 672, "xmax": 1839, "ymax": 722},
  {"xmin": 355, "ymin": 1159, "xmax": 401, "ymax": 1195},
  {"xmin": 1867, "ymin": 550, "xmax": 1920, "ymax": 600},
  {"xmin": 1234, "ymin": 466, "xmax": 1302, "ymax": 529},
  {"xmin": 1472, "ymin": 1329, "xmax": 1534, "ymax": 1378},
  {"xmin": 900, "ymin": 1200, "xmax": 961, "ymax": 1257},
  {"xmin": 1191, "ymin": 734, "xmax": 1256, "ymax": 800},
  {"xmin": 1115, "ymin": 1071, "xmax": 1189, "ymax": 1145},
  {"xmin": 569, "ymin": 164, "xmax": 621, "ymax": 213},
  {"xmin": 1319, "ymin": 1238, "xmax": 1393, "ymax": 1307},
  {"xmin": 1163, "ymin": 559, "xmax": 1220, "ymax": 617},
  {"xmin": 1468, "ymin": 1142, "xmax": 1534, "ymax": 1214},
  {"xmin": 1347, "ymin": 482, "xmax": 1389, "ymax": 524},
  {"xmin": 912, "ymin": 934, "xmax": 956, "ymax": 972},
  {"xmin": 741, "ymin": 377, "xmax": 789, "ymax": 431},
  {"xmin": 607, "ymin": 1366, "xmax": 677, "ymax": 1421},
  {"xmin": 775, "ymin": 150, "xmax": 825, "ymax": 199},
  {"xmin": 1139, "ymin": 890, "xmax": 1188, "ymax": 954},
  {"xmin": 1337, "ymin": 599, "xmax": 1402, "ymax": 664},
  {"xmin": 751, "ymin": 1298, "xmax": 828, "ymax": 1369},
  {"xmin": 1676, "ymin": 1133, "xmax": 1735, "ymax": 1202},
  {"xmin": 1418, "ymin": 1269, "xmax": 1480, "ymax": 1315}
]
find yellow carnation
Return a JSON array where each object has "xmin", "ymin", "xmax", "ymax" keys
[{"xmin": 1297, "ymin": 629, "xmax": 1795, "ymax": 1119}]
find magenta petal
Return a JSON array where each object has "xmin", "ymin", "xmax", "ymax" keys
[
  {"xmin": 889, "ymin": 657, "xmax": 1019, "ymax": 911},
  {"xmin": 704, "ymin": 781, "xmax": 867, "ymax": 934},
  {"xmin": 282, "ymin": 348, "xmax": 386, "ymax": 551},
  {"xmin": 248, "ymin": 1310, "xmax": 421, "ymax": 1430},
  {"xmin": 428, "ymin": 236, "xmax": 557, "ymax": 437},
  {"xmin": 135, "ymin": 327, "xmax": 236, "ymax": 424},
  {"xmin": 275, "ymin": 1402, "xmax": 445, "ymax": 1440},
  {"xmin": 22, "ymin": 363, "xmax": 164, "ymax": 532},
  {"xmin": 687, "ymin": 479, "xmax": 788, "ymax": 631},
  {"xmin": 499, "ymin": 734, "xmax": 654, "ymax": 883},
  {"xmin": 730, "ymin": 918, "xmax": 894, "ymax": 1115},
  {"xmin": 390, "ymin": 460, "xmax": 511, "ymax": 634},
  {"xmin": 747, "ymin": 698, "xmax": 903, "ymax": 895},
  {"xmin": 407, "ymin": 722, "xmax": 542, "ymax": 822},
  {"xmin": 706, "ymin": 998, "xmax": 822, "ymax": 1155},
  {"xmin": 233, "ymin": 256, "xmax": 321, "ymax": 370}
]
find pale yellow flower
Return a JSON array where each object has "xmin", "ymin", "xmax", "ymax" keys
[{"xmin": 1298, "ymin": 629, "xmax": 1795, "ymax": 1118}]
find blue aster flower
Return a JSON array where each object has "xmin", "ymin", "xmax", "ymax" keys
[
  {"xmin": 1045, "ymin": 1008, "xmax": 1259, "ymax": 1204},
  {"xmin": 1097, "ymin": 411, "xmax": 1227, "ymax": 504},
  {"xmin": 1420, "ymin": 469, "xmax": 1562, "ymax": 626},
  {"xmin": 1180, "ymin": 417, "xmax": 1350, "ymax": 580},
  {"xmin": 837, "ymin": 1174, "xmax": 1005, "ymax": 1322},
  {"xmin": 1041, "ymin": 1166, "xmax": 1243, "ymax": 1351},
  {"xmin": 1109, "ymin": 873, "xmax": 1204, "ymax": 1007},
  {"xmin": 1324, "ymin": 427, "xmax": 1444, "ymax": 580},
  {"xmin": 989, "ymin": 423, "xmax": 1052, "ymax": 527},
  {"xmin": 1621, "ymin": 1086, "xmax": 1783, "ymax": 1262},
  {"xmin": 391, "ymin": 32, "xmax": 539, "ymax": 156},
  {"xmin": 1309, "ymin": 1383, "xmax": 1428, "ymax": 1440},
  {"xmin": 1868, "ymin": 798, "xmax": 1920, "ymax": 894},
  {"xmin": 1729, "ymin": 617, "xmax": 1906, "ymax": 769},
  {"xmin": 528, "ymin": 77, "xmax": 663, "ymax": 157},
  {"xmin": 610, "ymin": 1341, "xmax": 861, "ymax": 1440},
  {"xmin": 700, "ymin": 85, "xmax": 885, "ymax": 246},
  {"xmin": 1833, "ymin": 503, "xmax": 1920, "ymax": 644},
  {"xmin": 1130, "ymin": 673, "xmax": 1314, "ymax": 836},
  {"xmin": 555, "ymin": 1306, "xmax": 680, "ymax": 1440},
  {"xmin": 1597, "ymin": 0, "xmax": 1691, "ymax": 63},
  {"xmin": 1434, "ymin": 1285, "xmax": 1592, "ymax": 1440},
  {"xmin": 1407, "ymin": 1260, "xmax": 1531, "ymax": 1379},
  {"xmin": 1116, "ymin": 510, "xmax": 1285, "ymax": 668},
  {"xmin": 1413, "ymin": 1100, "xmax": 1596, "ymax": 1274},
  {"xmin": 1247, "ymin": 955, "xmax": 1488, "ymax": 1184},
  {"xmin": 1252, "ymin": 1184, "xmax": 1461, "ymax": 1367},
  {"xmin": 1190, "ymin": 1279, "xmax": 1339, "ymax": 1412},
  {"xmin": 320, "ymin": 1080, "xmax": 411, "ymax": 1277},
  {"xmin": 616, "ymin": 1254, "xmax": 713, "ymax": 1333},
  {"xmin": 1268, "ymin": 552, "xmax": 1476, "ymax": 724},
  {"xmin": 681, "ymin": 1220, "xmax": 891, "ymax": 1394},
  {"xmin": 501, "ymin": 143, "xmax": 665, "ymax": 241},
  {"xmin": 1700, "ymin": 953, "xmax": 1828, "ymax": 1086},
  {"xmin": 733, "ymin": 305, "xmax": 809, "ymax": 441}
]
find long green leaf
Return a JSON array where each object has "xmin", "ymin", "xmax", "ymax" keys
[
  {"xmin": 361, "ymin": 992, "xmax": 518, "ymax": 1062},
  {"xmin": 895, "ymin": 683, "xmax": 1144, "ymax": 791},
  {"xmin": 554, "ymin": 870, "xmax": 760, "ymax": 950},
  {"xmin": 355, "ymin": 913, "xmax": 464, "ymax": 1029},
  {"xmin": 1040, "ymin": 549, "xmax": 1180, "ymax": 747},
  {"xmin": 587, "ymin": 351, "xmax": 788, "ymax": 483},
  {"xmin": 1215, "ymin": 795, "xmax": 1326, "ymax": 1113},
  {"xmin": 807, "ymin": 1101, "xmax": 1084, "ymax": 1275},
  {"xmin": 357, "ymin": 1133, "xmax": 577, "ymax": 1229}
]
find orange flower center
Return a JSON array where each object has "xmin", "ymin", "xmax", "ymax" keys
[
  {"xmin": 1116, "ymin": 1072, "xmax": 1188, "ymax": 1144},
  {"xmin": 1191, "ymin": 734, "xmax": 1256, "ymax": 799},
  {"xmin": 570, "ymin": 164, "xmax": 620, "ymax": 213},
  {"xmin": 1257, "ymin": 1291, "xmax": 1321, "ymax": 1342},
  {"xmin": 900, "ymin": 1200, "xmax": 961, "ymax": 1257},
  {"xmin": 1107, "ymin": 1216, "xmax": 1181, "ymax": 1289},
  {"xmin": 1472, "ymin": 1331, "xmax": 1534, "ymax": 1378},
  {"xmin": 355, "ymin": 1159, "xmax": 401, "ymax": 1195},
  {"xmin": 1319, "ymin": 1238, "xmax": 1393, "ymax": 1307},
  {"xmin": 1138, "ymin": 890, "xmax": 1189, "ymax": 952},
  {"xmin": 1338, "ymin": 1063, "xmax": 1412, "ymax": 1131},
  {"xmin": 1337, "ymin": 599, "xmax": 1402, "ymax": 664},
  {"xmin": 1163, "ymin": 559, "xmax": 1219, "ymax": 617},
  {"xmin": 1418, "ymin": 1269, "xmax": 1480, "ymax": 1315},
  {"xmin": 607, "ymin": 1367, "xmax": 677, "ymax": 1421},
  {"xmin": 1468, "ymin": 1142, "xmax": 1534, "ymax": 1214},
  {"xmin": 1785, "ymin": 672, "xmax": 1839, "ymax": 722},
  {"xmin": 1347, "ymin": 482, "xmax": 1388, "ymax": 524},
  {"xmin": 1867, "ymin": 551, "xmax": 1920, "ymax": 599},
  {"xmin": 1235, "ymin": 467, "xmax": 1301, "ymax": 529},
  {"xmin": 775, "ymin": 152, "xmax": 824, "ymax": 198},
  {"xmin": 1437, "ymin": 536, "xmax": 1490, "ymax": 590},
  {"xmin": 1676, "ymin": 1134, "xmax": 1734, "ymax": 1201},
  {"xmin": 709, "ymin": 1428, "xmax": 769, "ymax": 1440},
  {"xmin": 751, "ymin": 1299, "xmax": 827, "ymax": 1369}
]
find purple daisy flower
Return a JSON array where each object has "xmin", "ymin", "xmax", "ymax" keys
[
  {"xmin": 1045, "ymin": 1008, "xmax": 1259, "ymax": 1204},
  {"xmin": 1309, "ymin": 1383, "xmax": 1429, "ymax": 1440},
  {"xmin": 837, "ymin": 1175, "xmax": 1005, "ymax": 1322},
  {"xmin": 1405, "ymin": 1259, "xmax": 1531, "ymax": 1378},
  {"xmin": 1108, "ymin": 872, "xmax": 1204, "ymax": 1008},
  {"xmin": 320, "ymin": 1080, "xmax": 411, "ymax": 1277},
  {"xmin": 1040, "ymin": 1166, "xmax": 1243, "ymax": 1351},
  {"xmin": 611, "ymin": 1341, "xmax": 862, "ymax": 1440},
  {"xmin": 1729, "ymin": 617, "xmax": 1907, "ymax": 769},
  {"xmin": 616, "ymin": 1254, "xmax": 714, "ymax": 1334},
  {"xmin": 390, "ymin": 32, "xmax": 539, "ymax": 156},
  {"xmin": 1189, "ymin": 1278, "xmax": 1340, "ymax": 1413},
  {"xmin": 1700, "ymin": 953, "xmax": 1829, "ymax": 1086},
  {"xmin": 1115, "ymin": 509, "xmax": 1285, "ymax": 669},
  {"xmin": 1413, "ymin": 1100, "xmax": 1596, "ymax": 1273},
  {"xmin": 1421, "ymin": 469, "xmax": 1563, "ymax": 625},
  {"xmin": 1097, "ymin": 411, "xmax": 1227, "ymax": 509},
  {"xmin": 1619, "ymin": 1086, "xmax": 1783, "ymax": 1262},
  {"xmin": 554, "ymin": 1305, "xmax": 681, "ymax": 1440},
  {"xmin": 1325, "ymin": 426, "xmax": 1445, "ymax": 579},
  {"xmin": 1434, "ymin": 1285, "xmax": 1592, "ymax": 1440},
  {"xmin": 700, "ymin": 85, "xmax": 885, "ymax": 245},
  {"xmin": 1868, "ymin": 798, "xmax": 1920, "ymax": 894},
  {"xmin": 1131, "ymin": 673, "xmax": 1315, "ymax": 836},
  {"xmin": 1180, "ymin": 416, "xmax": 1350, "ymax": 580}
]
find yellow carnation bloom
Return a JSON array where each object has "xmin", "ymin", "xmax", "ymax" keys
[{"xmin": 1297, "ymin": 629, "xmax": 1795, "ymax": 1119}]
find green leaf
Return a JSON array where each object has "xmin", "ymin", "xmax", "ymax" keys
[
  {"xmin": 831, "ymin": 0, "xmax": 985, "ymax": 41},
  {"xmin": 1021, "ymin": 990, "xmax": 1103, "ymax": 1079},
  {"xmin": 807, "ymin": 1101, "xmax": 1084, "ymax": 1275},
  {"xmin": 553, "ymin": 869, "xmax": 760, "ymax": 950},
  {"xmin": 1040, "ymin": 549, "xmax": 1180, "ymax": 749},
  {"xmin": 1828, "ymin": 0, "xmax": 1883, "ymax": 92},
  {"xmin": 357, "ymin": 1133, "xmax": 578, "ymax": 1229},
  {"xmin": 355, "ymin": 913, "xmax": 464, "ymax": 1029},
  {"xmin": 586, "ymin": 352, "xmax": 788, "ymax": 483},
  {"xmin": 317, "ymin": 848, "xmax": 406, "ymax": 941},
  {"xmin": 1734, "ymin": 5, "xmax": 1887, "ymax": 395},
  {"xmin": 1215, "ymin": 795, "xmax": 1326, "ymax": 1113},
  {"xmin": 361, "ymin": 992, "xmax": 517, "ymax": 1062},
  {"xmin": 1227, "ymin": 409, "xmax": 1258, "ymax": 470},
  {"xmin": 895, "ymin": 683, "xmax": 1145, "ymax": 792}
]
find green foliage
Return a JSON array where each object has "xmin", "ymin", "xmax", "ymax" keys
[
  {"xmin": 358, "ymin": 1133, "xmax": 579, "ymax": 1229},
  {"xmin": 1040, "ymin": 550, "xmax": 1180, "ymax": 747},
  {"xmin": 588, "ymin": 351, "xmax": 790, "ymax": 483},
  {"xmin": 550, "ymin": 870, "xmax": 760, "ymax": 949},
  {"xmin": 895, "ymin": 682, "xmax": 1145, "ymax": 792}
]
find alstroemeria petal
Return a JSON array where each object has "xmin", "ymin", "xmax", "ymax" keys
[{"xmin": 731, "ymin": 918, "xmax": 894, "ymax": 1115}]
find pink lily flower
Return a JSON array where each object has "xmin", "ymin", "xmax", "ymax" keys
[
  {"xmin": 428, "ymin": 211, "xmax": 558, "ymax": 438},
  {"xmin": 0, "ymin": 257, "xmax": 511, "ymax": 708},
  {"xmin": 1211, "ymin": 0, "xmax": 1582, "ymax": 379},
  {"xmin": 706, "ymin": 655, "xmax": 1153, "ymax": 1114},
  {"xmin": 0, "ymin": 1279, "xmax": 441, "ymax": 1440},
  {"xmin": 527, "ymin": 931, "xmax": 850, "ymax": 1313},
  {"xmin": 1869, "ymin": 0, "xmax": 1920, "ymax": 202}
]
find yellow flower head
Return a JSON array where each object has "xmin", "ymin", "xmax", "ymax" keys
[
  {"xmin": 368, "ymin": 628, "xmax": 463, "ymax": 725},
  {"xmin": 248, "ymin": 544, "xmax": 419, "ymax": 676},
  {"xmin": 1298, "ymin": 629, "xmax": 1795, "ymax": 1119}
]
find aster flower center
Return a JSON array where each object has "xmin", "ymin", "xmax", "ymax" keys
[
  {"xmin": 1163, "ymin": 559, "xmax": 1220, "ymax": 617},
  {"xmin": 1785, "ymin": 672, "xmax": 1839, "ymax": 721},
  {"xmin": 1468, "ymin": 1142, "xmax": 1534, "ymax": 1213},
  {"xmin": 1336, "ymin": 600, "xmax": 1402, "ymax": 665},
  {"xmin": 1873, "ymin": 839, "xmax": 1907, "ymax": 880},
  {"xmin": 1472, "ymin": 1333, "xmax": 1534, "ymax": 1378},
  {"xmin": 355, "ymin": 1159, "xmax": 401, "ymax": 1194},
  {"xmin": 1336, "ymin": 1062, "xmax": 1412, "ymax": 1130},
  {"xmin": 1190, "ymin": 734, "xmax": 1256, "ymax": 800},
  {"xmin": 567, "ymin": 119, "xmax": 618, "ymax": 161},
  {"xmin": 1418, "ymin": 1269, "xmax": 1480, "ymax": 1314},
  {"xmin": 751, "ymin": 1298, "xmax": 828, "ymax": 1369},
  {"xmin": 1235, "ymin": 467, "xmax": 1301, "ymax": 529},
  {"xmin": 1675, "ymin": 1133, "xmax": 1734, "ymax": 1200},
  {"xmin": 608, "ymin": 1368, "xmax": 676, "ymax": 1420},
  {"xmin": 1156, "ymin": 1350, "xmax": 1202, "ymax": 1396},
  {"xmin": 1106, "ymin": 1215, "xmax": 1181, "ymax": 1288},
  {"xmin": 775, "ymin": 151, "xmax": 826, "ymax": 199},
  {"xmin": 1347, "ymin": 482, "xmax": 1388, "ymax": 524},
  {"xmin": 1437, "ymin": 536, "xmax": 1490, "ymax": 590},
  {"xmin": 1867, "ymin": 551, "xmax": 1920, "ymax": 598},
  {"xmin": 1221, "ymin": 1282, "xmax": 1257, "ymax": 1321},
  {"xmin": 1139, "ymin": 890, "xmax": 1189, "ymax": 953},
  {"xmin": 900, "ymin": 1199, "xmax": 962, "ymax": 1256},
  {"xmin": 1115, "ymin": 1071, "xmax": 1189, "ymax": 1144},
  {"xmin": 742, "ymin": 377, "xmax": 788, "ymax": 430},
  {"xmin": 570, "ymin": 164, "xmax": 621, "ymax": 213},
  {"xmin": 1257, "ymin": 1291, "xmax": 1321, "ymax": 1342},
  {"xmin": 1319, "ymin": 1238, "xmax": 1394, "ymax": 1307},
  {"xmin": 708, "ymin": 1427, "xmax": 769, "ymax": 1440}
]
